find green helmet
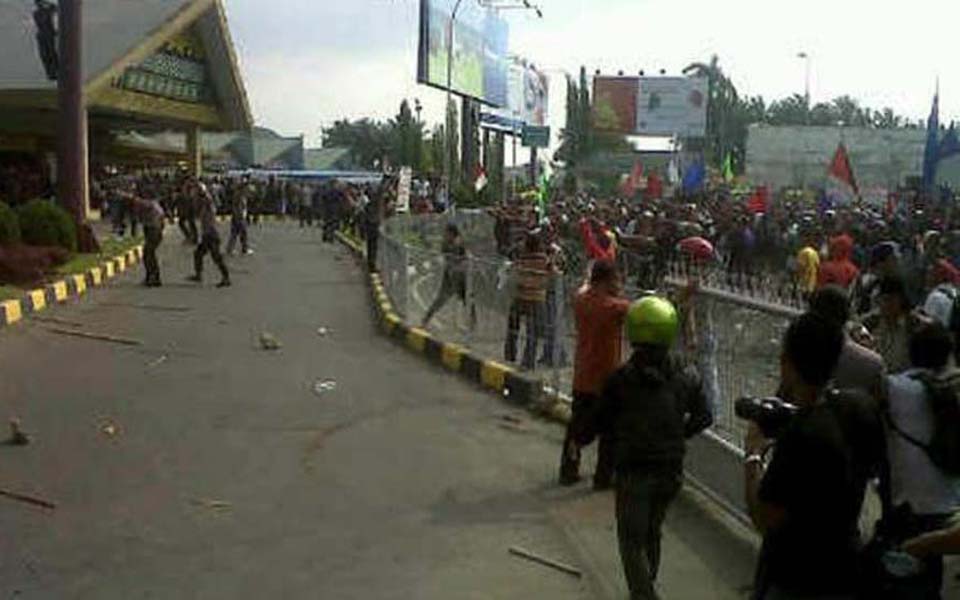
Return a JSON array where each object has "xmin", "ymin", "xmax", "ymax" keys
[{"xmin": 626, "ymin": 296, "xmax": 679, "ymax": 347}]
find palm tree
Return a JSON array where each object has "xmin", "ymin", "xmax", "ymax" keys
[{"xmin": 684, "ymin": 55, "xmax": 740, "ymax": 166}]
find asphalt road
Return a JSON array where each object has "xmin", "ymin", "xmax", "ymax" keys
[{"xmin": 0, "ymin": 223, "xmax": 755, "ymax": 599}]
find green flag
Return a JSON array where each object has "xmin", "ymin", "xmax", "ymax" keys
[
  {"xmin": 722, "ymin": 153, "xmax": 734, "ymax": 182},
  {"xmin": 537, "ymin": 173, "xmax": 550, "ymax": 216}
]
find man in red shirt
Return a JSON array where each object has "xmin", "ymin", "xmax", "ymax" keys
[
  {"xmin": 559, "ymin": 260, "xmax": 631, "ymax": 489},
  {"xmin": 817, "ymin": 233, "xmax": 859, "ymax": 290}
]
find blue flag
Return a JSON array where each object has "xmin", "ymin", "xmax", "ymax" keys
[
  {"xmin": 681, "ymin": 162, "xmax": 705, "ymax": 194},
  {"xmin": 939, "ymin": 125, "xmax": 960, "ymax": 161},
  {"xmin": 923, "ymin": 92, "xmax": 940, "ymax": 191}
]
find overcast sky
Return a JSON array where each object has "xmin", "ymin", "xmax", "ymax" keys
[{"xmin": 224, "ymin": 0, "xmax": 960, "ymax": 147}]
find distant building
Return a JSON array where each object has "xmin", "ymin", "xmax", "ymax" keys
[{"xmin": 303, "ymin": 147, "xmax": 357, "ymax": 172}]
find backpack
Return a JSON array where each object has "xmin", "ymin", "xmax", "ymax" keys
[{"xmin": 889, "ymin": 371, "xmax": 960, "ymax": 476}]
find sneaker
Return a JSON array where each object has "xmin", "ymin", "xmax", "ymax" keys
[
  {"xmin": 187, "ymin": 275, "xmax": 201, "ymax": 283},
  {"xmin": 216, "ymin": 280, "xmax": 232, "ymax": 288},
  {"xmin": 243, "ymin": 249, "xmax": 254, "ymax": 255}
]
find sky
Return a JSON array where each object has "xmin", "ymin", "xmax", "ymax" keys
[{"xmin": 224, "ymin": 0, "xmax": 960, "ymax": 148}]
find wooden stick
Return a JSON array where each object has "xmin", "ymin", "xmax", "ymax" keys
[
  {"xmin": 0, "ymin": 488, "xmax": 56, "ymax": 510},
  {"xmin": 508, "ymin": 546, "xmax": 582, "ymax": 578},
  {"xmin": 46, "ymin": 327, "xmax": 142, "ymax": 346}
]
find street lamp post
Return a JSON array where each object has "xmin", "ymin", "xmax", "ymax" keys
[
  {"xmin": 797, "ymin": 52, "xmax": 811, "ymax": 106},
  {"xmin": 444, "ymin": 0, "xmax": 465, "ymax": 214}
]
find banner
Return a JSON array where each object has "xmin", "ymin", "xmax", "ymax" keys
[{"xmin": 396, "ymin": 166, "xmax": 413, "ymax": 213}]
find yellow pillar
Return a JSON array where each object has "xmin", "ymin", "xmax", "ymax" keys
[{"xmin": 187, "ymin": 126, "xmax": 202, "ymax": 177}]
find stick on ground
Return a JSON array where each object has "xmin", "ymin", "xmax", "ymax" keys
[
  {"xmin": 508, "ymin": 545, "xmax": 582, "ymax": 578},
  {"xmin": 46, "ymin": 327, "xmax": 142, "ymax": 346},
  {"xmin": 0, "ymin": 489, "xmax": 56, "ymax": 510}
]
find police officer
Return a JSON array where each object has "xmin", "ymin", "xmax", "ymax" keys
[
  {"xmin": 576, "ymin": 297, "xmax": 712, "ymax": 599},
  {"xmin": 186, "ymin": 178, "xmax": 230, "ymax": 288}
]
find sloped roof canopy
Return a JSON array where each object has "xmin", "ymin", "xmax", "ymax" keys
[{"xmin": 0, "ymin": 0, "xmax": 251, "ymax": 132}]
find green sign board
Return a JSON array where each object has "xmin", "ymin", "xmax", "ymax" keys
[{"xmin": 521, "ymin": 125, "xmax": 550, "ymax": 148}]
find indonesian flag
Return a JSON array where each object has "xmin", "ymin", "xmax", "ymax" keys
[
  {"xmin": 474, "ymin": 166, "xmax": 488, "ymax": 192},
  {"xmin": 828, "ymin": 143, "xmax": 858, "ymax": 191}
]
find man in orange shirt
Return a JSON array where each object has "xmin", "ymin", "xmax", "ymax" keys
[{"xmin": 559, "ymin": 260, "xmax": 631, "ymax": 489}]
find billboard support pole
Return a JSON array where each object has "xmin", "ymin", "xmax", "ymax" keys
[{"xmin": 444, "ymin": 0, "xmax": 465, "ymax": 215}]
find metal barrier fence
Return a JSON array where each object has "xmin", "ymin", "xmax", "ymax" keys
[{"xmin": 378, "ymin": 220, "xmax": 804, "ymax": 451}]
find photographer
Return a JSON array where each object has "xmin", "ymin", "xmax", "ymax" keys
[{"xmin": 744, "ymin": 313, "xmax": 885, "ymax": 599}]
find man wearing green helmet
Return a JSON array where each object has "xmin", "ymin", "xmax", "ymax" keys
[{"xmin": 577, "ymin": 295, "xmax": 713, "ymax": 600}]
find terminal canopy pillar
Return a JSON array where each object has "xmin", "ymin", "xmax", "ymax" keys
[{"xmin": 186, "ymin": 126, "xmax": 202, "ymax": 178}]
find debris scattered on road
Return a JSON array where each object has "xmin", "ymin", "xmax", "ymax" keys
[
  {"xmin": 99, "ymin": 418, "xmax": 121, "ymax": 439},
  {"xmin": 258, "ymin": 332, "xmax": 282, "ymax": 351},
  {"xmin": 498, "ymin": 422, "xmax": 529, "ymax": 434},
  {"xmin": 147, "ymin": 354, "xmax": 168, "ymax": 369},
  {"xmin": 500, "ymin": 414, "xmax": 524, "ymax": 425},
  {"xmin": 316, "ymin": 327, "xmax": 330, "ymax": 337},
  {"xmin": 0, "ymin": 488, "xmax": 56, "ymax": 511},
  {"xmin": 46, "ymin": 327, "xmax": 142, "ymax": 346},
  {"xmin": 313, "ymin": 379, "xmax": 337, "ymax": 395},
  {"xmin": 189, "ymin": 497, "xmax": 233, "ymax": 511},
  {"xmin": 508, "ymin": 545, "xmax": 582, "ymax": 578},
  {"xmin": 7, "ymin": 418, "xmax": 30, "ymax": 446}
]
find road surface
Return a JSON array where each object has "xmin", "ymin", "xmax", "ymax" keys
[{"xmin": 0, "ymin": 223, "xmax": 756, "ymax": 599}]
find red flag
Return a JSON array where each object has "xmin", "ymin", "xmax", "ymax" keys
[
  {"xmin": 621, "ymin": 161, "xmax": 644, "ymax": 197},
  {"xmin": 747, "ymin": 185, "xmax": 768, "ymax": 214},
  {"xmin": 645, "ymin": 172, "xmax": 663, "ymax": 200},
  {"xmin": 828, "ymin": 143, "xmax": 858, "ymax": 194}
]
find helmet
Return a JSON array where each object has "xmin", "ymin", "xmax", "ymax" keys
[{"xmin": 626, "ymin": 297, "xmax": 679, "ymax": 347}]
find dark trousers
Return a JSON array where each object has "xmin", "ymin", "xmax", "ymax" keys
[
  {"xmin": 539, "ymin": 286, "xmax": 567, "ymax": 366},
  {"xmin": 178, "ymin": 215, "xmax": 198, "ymax": 244},
  {"xmin": 322, "ymin": 216, "xmax": 338, "ymax": 242},
  {"xmin": 299, "ymin": 205, "xmax": 313, "ymax": 227},
  {"xmin": 615, "ymin": 469, "xmax": 682, "ymax": 600},
  {"xmin": 504, "ymin": 299, "xmax": 543, "ymax": 369},
  {"xmin": 227, "ymin": 218, "xmax": 248, "ymax": 254},
  {"xmin": 560, "ymin": 392, "xmax": 615, "ymax": 485},
  {"xmin": 143, "ymin": 225, "xmax": 162, "ymax": 285},
  {"xmin": 366, "ymin": 226, "xmax": 379, "ymax": 272},
  {"xmin": 194, "ymin": 232, "xmax": 229, "ymax": 282},
  {"xmin": 423, "ymin": 271, "xmax": 475, "ymax": 326}
]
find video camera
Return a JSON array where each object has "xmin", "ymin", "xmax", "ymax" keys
[{"xmin": 734, "ymin": 397, "xmax": 799, "ymax": 439}]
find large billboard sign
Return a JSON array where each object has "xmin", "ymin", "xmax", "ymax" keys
[
  {"xmin": 417, "ymin": 0, "xmax": 509, "ymax": 107},
  {"xmin": 592, "ymin": 75, "xmax": 708, "ymax": 137},
  {"xmin": 481, "ymin": 58, "xmax": 548, "ymax": 132},
  {"xmin": 636, "ymin": 77, "xmax": 707, "ymax": 137}
]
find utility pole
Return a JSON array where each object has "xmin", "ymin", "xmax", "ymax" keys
[
  {"xmin": 444, "ymin": 0, "xmax": 465, "ymax": 213},
  {"xmin": 58, "ymin": 0, "xmax": 86, "ymax": 227}
]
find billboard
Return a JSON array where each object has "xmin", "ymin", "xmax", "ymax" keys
[
  {"xmin": 593, "ymin": 76, "xmax": 708, "ymax": 137},
  {"xmin": 636, "ymin": 77, "xmax": 708, "ymax": 137},
  {"xmin": 417, "ymin": 0, "xmax": 509, "ymax": 107},
  {"xmin": 481, "ymin": 58, "xmax": 548, "ymax": 132},
  {"xmin": 592, "ymin": 76, "xmax": 639, "ymax": 133}
]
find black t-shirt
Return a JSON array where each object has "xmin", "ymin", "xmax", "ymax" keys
[{"xmin": 757, "ymin": 391, "xmax": 884, "ymax": 595}]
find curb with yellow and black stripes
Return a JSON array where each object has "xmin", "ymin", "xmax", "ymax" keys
[
  {"xmin": 0, "ymin": 245, "xmax": 144, "ymax": 328},
  {"xmin": 336, "ymin": 231, "xmax": 572, "ymax": 423}
]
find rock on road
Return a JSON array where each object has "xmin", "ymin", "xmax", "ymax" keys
[{"xmin": 0, "ymin": 224, "xmax": 754, "ymax": 599}]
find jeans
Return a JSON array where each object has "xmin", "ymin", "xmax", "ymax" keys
[
  {"xmin": 504, "ymin": 299, "xmax": 542, "ymax": 369},
  {"xmin": 226, "ymin": 217, "xmax": 248, "ymax": 254},
  {"xmin": 366, "ymin": 226, "xmax": 379, "ymax": 272},
  {"xmin": 615, "ymin": 469, "xmax": 682, "ymax": 600},
  {"xmin": 423, "ymin": 271, "xmax": 470, "ymax": 326},
  {"xmin": 142, "ymin": 225, "xmax": 162, "ymax": 285}
]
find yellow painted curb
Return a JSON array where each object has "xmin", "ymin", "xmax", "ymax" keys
[
  {"xmin": 1, "ymin": 300, "xmax": 22, "ymax": 325},
  {"xmin": 103, "ymin": 261, "xmax": 115, "ymax": 278},
  {"xmin": 115, "ymin": 256, "xmax": 126, "ymax": 272},
  {"xmin": 72, "ymin": 274, "xmax": 87, "ymax": 295},
  {"xmin": 52, "ymin": 280, "xmax": 68, "ymax": 302},
  {"xmin": 28, "ymin": 289, "xmax": 46, "ymax": 311},
  {"xmin": 383, "ymin": 313, "xmax": 401, "ymax": 333},
  {"xmin": 89, "ymin": 267, "xmax": 102, "ymax": 286},
  {"xmin": 406, "ymin": 327, "xmax": 428, "ymax": 352},
  {"xmin": 442, "ymin": 344, "xmax": 465, "ymax": 371},
  {"xmin": 481, "ymin": 361, "xmax": 513, "ymax": 392}
]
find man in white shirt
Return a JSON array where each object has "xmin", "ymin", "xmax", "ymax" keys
[
  {"xmin": 883, "ymin": 323, "xmax": 960, "ymax": 597},
  {"xmin": 922, "ymin": 259, "xmax": 959, "ymax": 329}
]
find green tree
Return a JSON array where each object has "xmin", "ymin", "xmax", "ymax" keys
[
  {"xmin": 322, "ymin": 118, "xmax": 391, "ymax": 169},
  {"xmin": 683, "ymin": 55, "xmax": 741, "ymax": 167}
]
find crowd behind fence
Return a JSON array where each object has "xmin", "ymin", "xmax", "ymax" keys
[{"xmin": 378, "ymin": 213, "xmax": 805, "ymax": 450}]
